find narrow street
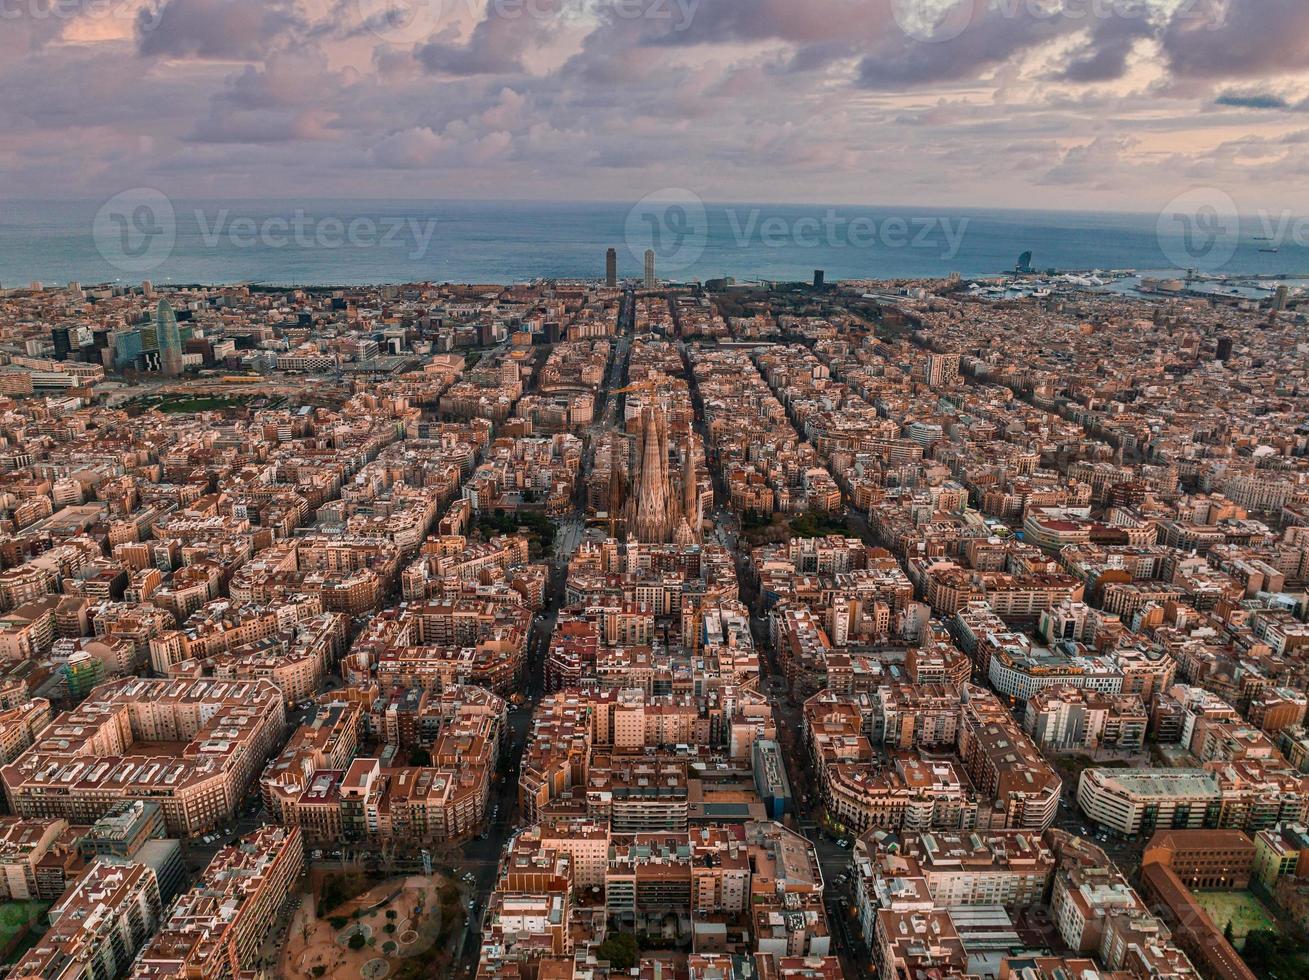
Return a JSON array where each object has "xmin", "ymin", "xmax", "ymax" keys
[
  {"xmin": 685, "ymin": 339, "xmax": 867, "ymax": 976},
  {"xmin": 452, "ymin": 295, "xmax": 633, "ymax": 975}
]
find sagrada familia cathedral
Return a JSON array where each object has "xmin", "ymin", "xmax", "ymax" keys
[{"xmin": 608, "ymin": 406, "xmax": 701, "ymax": 545}]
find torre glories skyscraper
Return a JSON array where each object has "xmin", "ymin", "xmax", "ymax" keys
[{"xmin": 155, "ymin": 299, "xmax": 183, "ymax": 377}]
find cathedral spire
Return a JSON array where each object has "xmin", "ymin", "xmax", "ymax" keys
[
  {"xmin": 607, "ymin": 435, "xmax": 625, "ymax": 539},
  {"xmin": 634, "ymin": 407, "xmax": 673, "ymax": 542},
  {"xmin": 682, "ymin": 422, "xmax": 699, "ymax": 541}
]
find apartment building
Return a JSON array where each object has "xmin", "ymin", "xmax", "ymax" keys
[
  {"xmin": 2, "ymin": 678, "xmax": 285, "ymax": 836},
  {"xmin": 130, "ymin": 826, "xmax": 303, "ymax": 979}
]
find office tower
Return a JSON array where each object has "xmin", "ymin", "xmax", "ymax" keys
[
  {"xmin": 644, "ymin": 249, "xmax": 656, "ymax": 289},
  {"xmin": 813, "ymin": 270, "xmax": 825, "ymax": 289},
  {"xmin": 51, "ymin": 326, "xmax": 71, "ymax": 361},
  {"xmin": 92, "ymin": 330, "xmax": 110, "ymax": 368},
  {"xmin": 115, "ymin": 329, "xmax": 144, "ymax": 370},
  {"xmin": 1216, "ymin": 336, "xmax": 1233, "ymax": 362},
  {"xmin": 606, "ymin": 248, "xmax": 617, "ymax": 287},
  {"xmin": 155, "ymin": 300, "xmax": 183, "ymax": 377},
  {"xmin": 1274, "ymin": 285, "xmax": 1290, "ymax": 312}
]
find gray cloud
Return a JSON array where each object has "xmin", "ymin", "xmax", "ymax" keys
[
  {"xmin": 186, "ymin": 108, "xmax": 335, "ymax": 142},
  {"xmin": 220, "ymin": 54, "xmax": 344, "ymax": 109},
  {"xmin": 1052, "ymin": 13, "xmax": 1155, "ymax": 84},
  {"xmin": 3, "ymin": 0, "xmax": 1309, "ymax": 211},
  {"xmin": 856, "ymin": 9, "xmax": 1069, "ymax": 90},
  {"xmin": 137, "ymin": 0, "xmax": 305, "ymax": 59},
  {"xmin": 416, "ymin": 0, "xmax": 555, "ymax": 75},
  {"xmin": 1038, "ymin": 136, "xmax": 1135, "ymax": 187},
  {"xmin": 1161, "ymin": 0, "xmax": 1309, "ymax": 80},
  {"xmin": 1214, "ymin": 91, "xmax": 1294, "ymax": 110}
]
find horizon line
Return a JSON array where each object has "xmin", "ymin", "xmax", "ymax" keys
[{"xmin": 0, "ymin": 196, "xmax": 1254, "ymax": 221}]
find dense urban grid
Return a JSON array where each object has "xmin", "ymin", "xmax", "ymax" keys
[{"xmin": 0, "ymin": 268, "xmax": 1304, "ymax": 980}]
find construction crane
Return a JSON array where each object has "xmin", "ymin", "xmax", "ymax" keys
[
  {"xmin": 687, "ymin": 605, "xmax": 702, "ymax": 655},
  {"xmin": 611, "ymin": 378, "xmax": 662, "ymax": 396}
]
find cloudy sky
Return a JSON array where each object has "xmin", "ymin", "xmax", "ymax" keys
[{"xmin": 4, "ymin": 0, "xmax": 1309, "ymax": 211}]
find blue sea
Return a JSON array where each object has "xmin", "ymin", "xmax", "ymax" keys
[{"xmin": 1, "ymin": 197, "xmax": 1307, "ymax": 287}]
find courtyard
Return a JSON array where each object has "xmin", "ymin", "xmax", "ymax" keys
[
  {"xmin": 279, "ymin": 871, "xmax": 469, "ymax": 979},
  {"xmin": 1192, "ymin": 890, "xmax": 1278, "ymax": 949}
]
